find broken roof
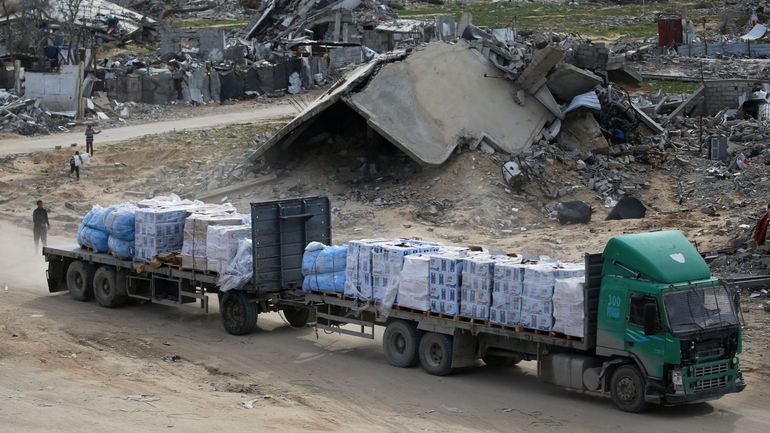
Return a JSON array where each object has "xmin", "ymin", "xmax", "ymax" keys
[
  {"xmin": 0, "ymin": 0, "xmax": 154, "ymax": 36},
  {"xmin": 250, "ymin": 41, "xmax": 554, "ymax": 166}
]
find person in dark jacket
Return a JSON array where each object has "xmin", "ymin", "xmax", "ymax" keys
[
  {"xmin": 85, "ymin": 125, "xmax": 101, "ymax": 155},
  {"xmin": 33, "ymin": 200, "xmax": 50, "ymax": 251}
]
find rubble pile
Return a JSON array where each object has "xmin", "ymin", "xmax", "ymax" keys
[{"xmin": 0, "ymin": 90, "xmax": 67, "ymax": 136}]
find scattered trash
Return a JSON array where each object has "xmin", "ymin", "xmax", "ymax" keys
[{"xmin": 162, "ymin": 355, "xmax": 181, "ymax": 363}]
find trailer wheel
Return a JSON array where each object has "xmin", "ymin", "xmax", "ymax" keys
[
  {"xmin": 610, "ymin": 364, "xmax": 649, "ymax": 413},
  {"xmin": 220, "ymin": 291, "xmax": 258, "ymax": 335},
  {"xmin": 483, "ymin": 354, "xmax": 522, "ymax": 367},
  {"xmin": 418, "ymin": 332, "xmax": 454, "ymax": 376},
  {"xmin": 383, "ymin": 320, "xmax": 422, "ymax": 368},
  {"xmin": 93, "ymin": 266, "xmax": 128, "ymax": 308},
  {"xmin": 66, "ymin": 261, "xmax": 96, "ymax": 301},
  {"xmin": 283, "ymin": 307, "xmax": 311, "ymax": 328}
]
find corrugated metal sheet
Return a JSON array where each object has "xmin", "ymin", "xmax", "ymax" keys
[{"xmin": 741, "ymin": 23, "xmax": 768, "ymax": 41}]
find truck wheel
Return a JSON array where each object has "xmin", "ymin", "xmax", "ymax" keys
[
  {"xmin": 383, "ymin": 320, "xmax": 422, "ymax": 368},
  {"xmin": 419, "ymin": 332, "xmax": 454, "ymax": 376},
  {"xmin": 93, "ymin": 266, "xmax": 128, "ymax": 308},
  {"xmin": 283, "ymin": 307, "xmax": 311, "ymax": 328},
  {"xmin": 220, "ymin": 291, "xmax": 258, "ymax": 335},
  {"xmin": 483, "ymin": 355, "xmax": 517, "ymax": 367},
  {"xmin": 66, "ymin": 261, "xmax": 96, "ymax": 301},
  {"xmin": 611, "ymin": 364, "xmax": 649, "ymax": 413}
]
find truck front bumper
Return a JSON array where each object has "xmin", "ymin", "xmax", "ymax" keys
[{"xmin": 645, "ymin": 377, "xmax": 746, "ymax": 405}]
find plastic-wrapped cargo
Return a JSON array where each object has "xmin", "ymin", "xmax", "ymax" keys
[
  {"xmin": 490, "ymin": 261, "xmax": 526, "ymax": 326},
  {"xmin": 219, "ymin": 239, "xmax": 253, "ymax": 292},
  {"xmin": 181, "ymin": 213, "xmax": 244, "ymax": 270},
  {"xmin": 459, "ymin": 255, "xmax": 497, "ymax": 321},
  {"xmin": 108, "ymin": 236, "xmax": 135, "ymax": 259},
  {"xmin": 77, "ymin": 224, "xmax": 109, "ymax": 252},
  {"xmin": 302, "ymin": 242, "xmax": 347, "ymax": 294},
  {"xmin": 344, "ymin": 239, "xmax": 386, "ymax": 300},
  {"xmin": 555, "ymin": 263, "xmax": 585, "ymax": 280},
  {"xmin": 303, "ymin": 271, "xmax": 346, "ymax": 293},
  {"xmin": 429, "ymin": 250, "xmax": 467, "ymax": 315},
  {"xmin": 104, "ymin": 204, "xmax": 137, "ymax": 241},
  {"xmin": 522, "ymin": 263, "xmax": 557, "ymax": 300},
  {"xmin": 371, "ymin": 241, "xmax": 441, "ymax": 304},
  {"xmin": 395, "ymin": 254, "xmax": 431, "ymax": 311},
  {"xmin": 552, "ymin": 277, "xmax": 585, "ymax": 337},
  {"xmin": 134, "ymin": 206, "xmax": 190, "ymax": 262},
  {"xmin": 206, "ymin": 224, "xmax": 251, "ymax": 274},
  {"xmin": 521, "ymin": 313, "xmax": 553, "ymax": 331},
  {"xmin": 302, "ymin": 243, "xmax": 348, "ymax": 276}
]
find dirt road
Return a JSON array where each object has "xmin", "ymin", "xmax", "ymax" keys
[
  {"xmin": 1, "ymin": 221, "xmax": 768, "ymax": 433},
  {"xmin": 0, "ymin": 103, "xmax": 297, "ymax": 156}
]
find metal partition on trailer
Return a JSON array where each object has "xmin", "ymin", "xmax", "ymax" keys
[
  {"xmin": 250, "ymin": 197, "xmax": 331, "ymax": 293},
  {"xmin": 583, "ymin": 253, "xmax": 603, "ymax": 351}
]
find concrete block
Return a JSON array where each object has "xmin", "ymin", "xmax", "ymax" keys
[{"xmin": 546, "ymin": 63, "xmax": 603, "ymax": 102}]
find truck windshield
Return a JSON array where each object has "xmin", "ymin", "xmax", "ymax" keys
[{"xmin": 664, "ymin": 286, "xmax": 738, "ymax": 335}]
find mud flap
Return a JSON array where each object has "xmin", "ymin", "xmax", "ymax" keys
[{"xmin": 451, "ymin": 329, "xmax": 478, "ymax": 368}]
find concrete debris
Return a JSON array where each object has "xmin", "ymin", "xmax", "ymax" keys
[
  {"xmin": 606, "ymin": 196, "xmax": 647, "ymax": 220},
  {"xmin": 557, "ymin": 200, "xmax": 592, "ymax": 225},
  {"xmin": 0, "ymin": 90, "xmax": 67, "ymax": 136}
]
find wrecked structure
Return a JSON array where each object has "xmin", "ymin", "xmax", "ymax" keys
[{"xmin": 251, "ymin": 28, "xmax": 653, "ymax": 169}]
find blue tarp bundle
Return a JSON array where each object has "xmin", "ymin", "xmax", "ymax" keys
[
  {"xmin": 108, "ymin": 236, "xmax": 135, "ymax": 259},
  {"xmin": 77, "ymin": 224, "xmax": 109, "ymax": 253},
  {"xmin": 104, "ymin": 205, "xmax": 136, "ymax": 242},
  {"xmin": 303, "ymin": 271, "xmax": 346, "ymax": 293},
  {"xmin": 302, "ymin": 243, "xmax": 347, "ymax": 294},
  {"xmin": 302, "ymin": 245, "xmax": 347, "ymax": 275},
  {"xmin": 77, "ymin": 203, "xmax": 137, "ymax": 257}
]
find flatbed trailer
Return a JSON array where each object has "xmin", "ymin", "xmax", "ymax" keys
[{"xmin": 43, "ymin": 196, "xmax": 746, "ymax": 412}]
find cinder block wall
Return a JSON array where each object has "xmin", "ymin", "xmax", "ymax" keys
[
  {"xmin": 698, "ymin": 79, "xmax": 757, "ymax": 115},
  {"xmin": 24, "ymin": 65, "xmax": 81, "ymax": 112}
]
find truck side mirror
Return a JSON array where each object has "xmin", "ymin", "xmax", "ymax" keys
[{"xmin": 643, "ymin": 303, "xmax": 657, "ymax": 336}]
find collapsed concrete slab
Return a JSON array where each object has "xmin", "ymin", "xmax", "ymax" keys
[
  {"xmin": 250, "ymin": 42, "xmax": 554, "ymax": 166},
  {"xmin": 546, "ymin": 63, "xmax": 603, "ymax": 102}
]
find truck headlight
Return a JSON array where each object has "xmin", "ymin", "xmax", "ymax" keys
[{"xmin": 671, "ymin": 369, "xmax": 684, "ymax": 393}]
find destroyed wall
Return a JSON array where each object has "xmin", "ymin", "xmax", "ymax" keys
[
  {"xmin": 700, "ymin": 79, "xmax": 757, "ymax": 115},
  {"xmin": 24, "ymin": 65, "xmax": 81, "ymax": 113},
  {"xmin": 160, "ymin": 28, "xmax": 227, "ymax": 61}
]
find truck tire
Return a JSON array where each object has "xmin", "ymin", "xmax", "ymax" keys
[
  {"xmin": 283, "ymin": 307, "xmax": 311, "ymax": 328},
  {"xmin": 418, "ymin": 332, "xmax": 454, "ymax": 376},
  {"xmin": 93, "ymin": 266, "xmax": 128, "ymax": 308},
  {"xmin": 220, "ymin": 291, "xmax": 258, "ymax": 335},
  {"xmin": 383, "ymin": 320, "xmax": 422, "ymax": 368},
  {"xmin": 66, "ymin": 261, "xmax": 96, "ymax": 301},
  {"xmin": 483, "ymin": 354, "xmax": 522, "ymax": 367},
  {"xmin": 610, "ymin": 364, "xmax": 649, "ymax": 413}
]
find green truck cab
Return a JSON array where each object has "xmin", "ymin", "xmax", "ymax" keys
[{"xmin": 591, "ymin": 230, "xmax": 745, "ymax": 411}]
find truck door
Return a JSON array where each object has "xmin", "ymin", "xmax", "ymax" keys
[{"xmin": 625, "ymin": 294, "xmax": 665, "ymax": 379}]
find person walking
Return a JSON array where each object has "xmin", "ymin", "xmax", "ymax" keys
[
  {"xmin": 33, "ymin": 200, "xmax": 50, "ymax": 251},
  {"xmin": 69, "ymin": 151, "xmax": 82, "ymax": 181},
  {"xmin": 85, "ymin": 125, "xmax": 101, "ymax": 155}
]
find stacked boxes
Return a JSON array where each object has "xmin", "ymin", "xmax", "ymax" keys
[
  {"xmin": 396, "ymin": 254, "xmax": 431, "ymax": 311},
  {"xmin": 429, "ymin": 251, "xmax": 465, "ymax": 315},
  {"xmin": 521, "ymin": 264, "xmax": 557, "ymax": 331},
  {"xmin": 134, "ymin": 207, "xmax": 190, "ymax": 262},
  {"xmin": 459, "ymin": 255, "xmax": 497, "ymax": 320},
  {"xmin": 344, "ymin": 239, "xmax": 385, "ymax": 300},
  {"xmin": 206, "ymin": 225, "xmax": 251, "ymax": 274},
  {"xmin": 371, "ymin": 241, "xmax": 441, "ymax": 303},
  {"xmin": 552, "ymin": 277, "xmax": 586, "ymax": 337},
  {"xmin": 180, "ymin": 213, "xmax": 243, "ymax": 270},
  {"xmin": 490, "ymin": 261, "xmax": 526, "ymax": 326}
]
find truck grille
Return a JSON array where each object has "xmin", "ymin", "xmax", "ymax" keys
[
  {"xmin": 692, "ymin": 376, "xmax": 728, "ymax": 392},
  {"xmin": 693, "ymin": 363, "xmax": 728, "ymax": 377}
]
